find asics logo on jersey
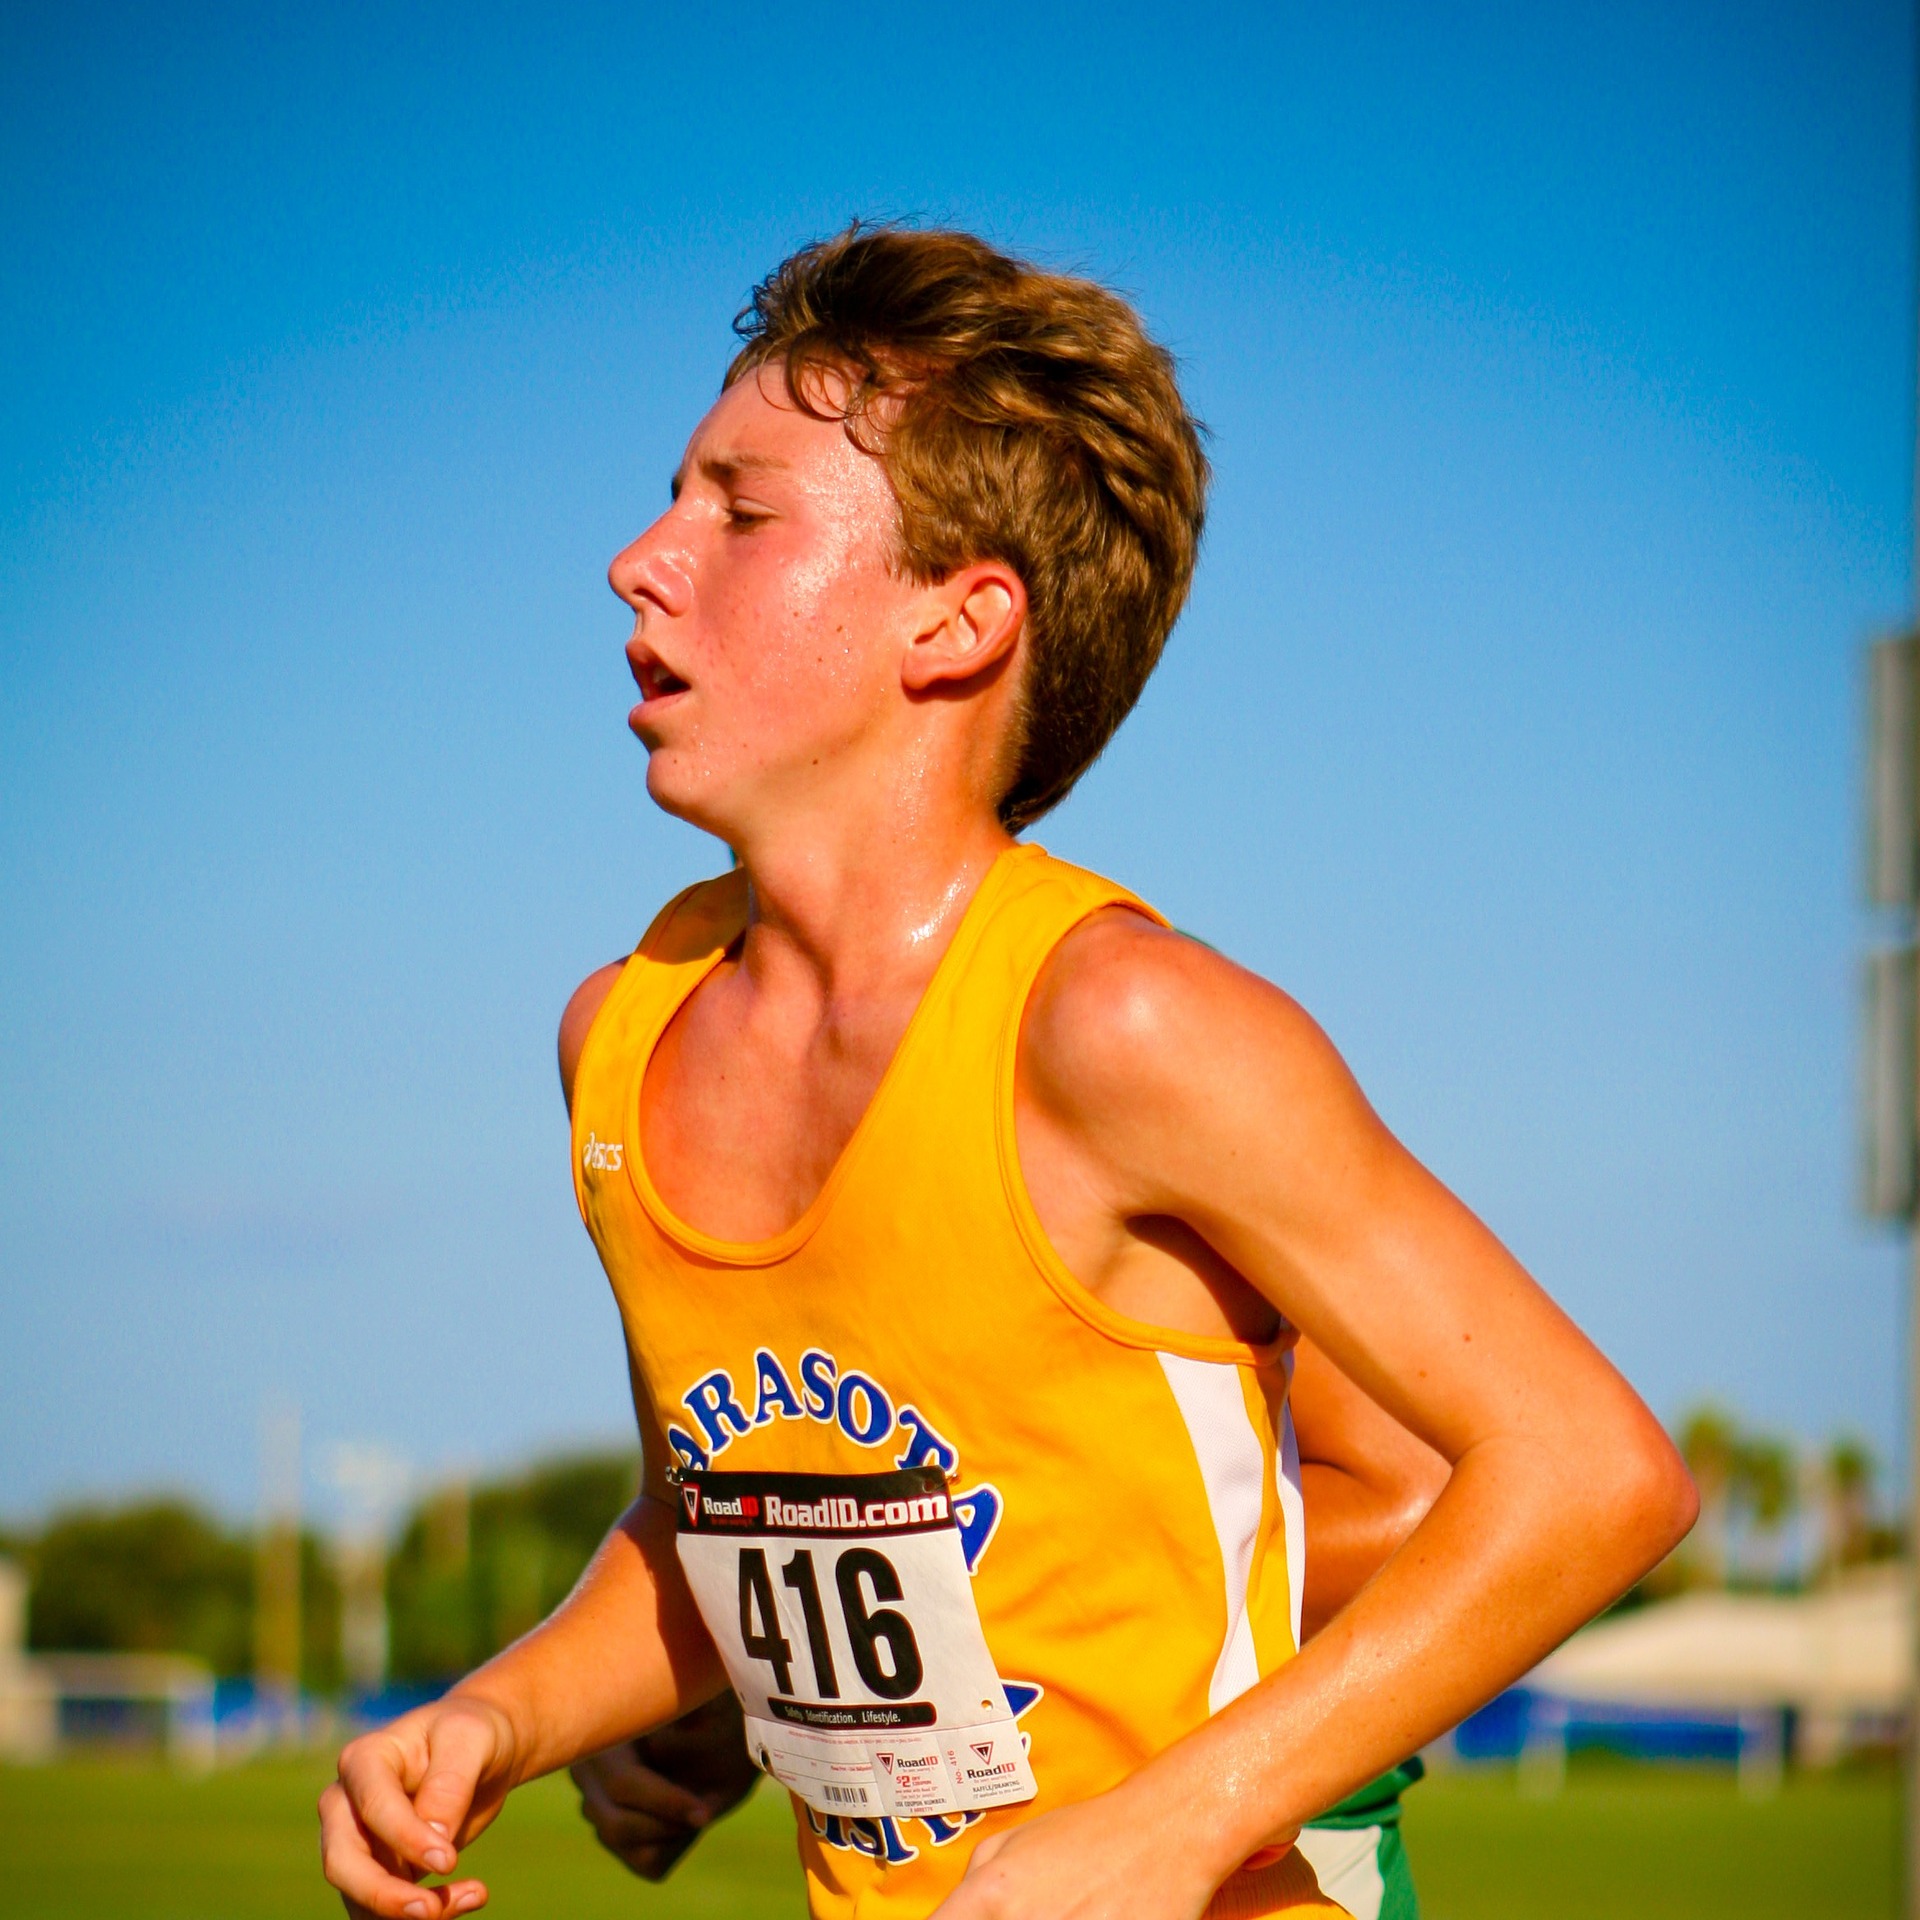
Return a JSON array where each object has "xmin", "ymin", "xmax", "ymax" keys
[{"xmin": 582, "ymin": 1132, "xmax": 623, "ymax": 1172}]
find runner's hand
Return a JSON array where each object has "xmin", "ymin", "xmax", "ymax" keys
[
  {"xmin": 570, "ymin": 1741, "xmax": 733, "ymax": 1879},
  {"xmin": 318, "ymin": 1694, "xmax": 516, "ymax": 1918},
  {"xmin": 932, "ymin": 1789, "xmax": 1239, "ymax": 1920},
  {"xmin": 571, "ymin": 1694, "xmax": 761, "ymax": 1880}
]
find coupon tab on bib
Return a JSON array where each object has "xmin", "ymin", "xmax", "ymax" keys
[{"xmin": 674, "ymin": 1465, "xmax": 1037, "ymax": 1820}]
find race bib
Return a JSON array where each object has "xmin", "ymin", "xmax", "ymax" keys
[{"xmin": 674, "ymin": 1464, "xmax": 1038, "ymax": 1820}]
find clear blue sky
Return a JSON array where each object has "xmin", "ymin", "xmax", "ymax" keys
[{"xmin": 1, "ymin": 0, "xmax": 1912, "ymax": 1528}]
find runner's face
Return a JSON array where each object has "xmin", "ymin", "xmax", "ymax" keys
[{"xmin": 608, "ymin": 366, "xmax": 916, "ymax": 833}]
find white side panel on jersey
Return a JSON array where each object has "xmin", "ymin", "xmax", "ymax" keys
[
  {"xmin": 1277, "ymin": 1348, "xmax": 1306, "ymax": 1651},
  {"xmin": 1293, "ymin": 1823, "xmax": 1386, "ymax": 1920},
  {"xmin": 1158, "ymin": 1352, "xmax": 1265, "ymax": 1712}
]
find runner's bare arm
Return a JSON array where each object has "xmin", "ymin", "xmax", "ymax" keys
[
  {"xmin": 560, "ymin": 962, "xmax": 628, "ymax": 1114},
  {"xmin": 318, "ymin": 966, "xmax": 717, "ymax": 1920},
  {"xmin": 1290, "ymin": 1340, "xmax": 1449, "ymax": 1640},
  {"xmin": 319, "ymin": 1493, "xmax": 724, "ymax": 1919},
  {"xmin": 939, "ymin": 915, "xmax": 1695, "ymax": 1920}
]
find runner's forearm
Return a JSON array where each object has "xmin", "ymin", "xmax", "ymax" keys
[
  {"xmin": 453, "ymin": 1496, "xmax": 726, "ymax": 1786},
  {"xmin": 1296, "ymin": 1461, "xmax": 1435, "ymax": 1639},
  {"xmin": 1119, "ymin": 1424, "xmax": 1689, "ymax": 1881}
]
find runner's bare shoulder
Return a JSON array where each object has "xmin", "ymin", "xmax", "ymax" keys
[
  {"xmin": 560, "ymin": 961, "xmax": 629, "ymax": 1113},
  {"xmin": 1020, "ymin": 908, "xmax": 1367, "ymax": 1207}
]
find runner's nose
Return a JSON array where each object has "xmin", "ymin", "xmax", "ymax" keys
[{"xmin": 609, "ymin": 523, "xmax": 694, "ymax": 618}]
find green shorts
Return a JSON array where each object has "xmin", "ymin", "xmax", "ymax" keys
[{"xmin": 1294, "ymin": 1759, "xmax": 1422, "ymax": 1920}]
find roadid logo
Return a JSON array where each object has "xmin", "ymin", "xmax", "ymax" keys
[
  {"xmin": 765, "ymin": 1491, "xmax": 947, "ymax": 1532},
  {"xmin": 690, "ymin": 1491, "xmax": 758, "ymax": 1525}
]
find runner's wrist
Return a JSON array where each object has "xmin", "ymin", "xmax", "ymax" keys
[
  {"xmin": 1114, "ymin": 1735, "xmax": 1301, "ymax": 1889},
  {"xmin": 439, "ymin": 1684, "xmax": 532, "ymax": 1788}
]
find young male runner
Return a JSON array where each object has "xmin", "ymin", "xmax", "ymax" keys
[
  {"xmin": 319, "ymin": 227, "xmax": 1695, "ymax": 1920},
  {"xmin": 570, "ymin": 1341, "xmax": 1447, "ymax": 1918}
]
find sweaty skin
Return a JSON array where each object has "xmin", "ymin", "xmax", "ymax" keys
[
  {"xmin": 566, "ymin": 1336, "xmax": 1447, "ymax": 1881},
  {"xmin": 319, "ymin": 366, "xmax": 1695, "ymax": 1920}
]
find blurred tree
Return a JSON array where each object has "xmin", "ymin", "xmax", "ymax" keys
[
  {"xmin": 1674, "ymin": 1406, "xmax": 1799, "ymax": 1588},
  {"xmin": 1816, "ymin": 1436, "xmax": 1877, "ymax": 1577},
  {"xmin": 1678, "ymin": 1406, "xmax": 1738, "ymax": 1587},
  {"xmin": 386, "ymin": 1452, "xmax": 637, "ymax": 1683},
  {"xmin": 24, "ymin": 1501, "xmax": 252, "ymax": 1672},
  {"xmin": 12, "ymin": 1500, "xmax": 342, "ymax": 1688},
  {"xmin": 301, "ymin": 1530, "xmax": 344, "ymax": 1694},
  {"xmin": 1735, "ymin": 1435, "xmax": 1795, "ymax": 1531}
]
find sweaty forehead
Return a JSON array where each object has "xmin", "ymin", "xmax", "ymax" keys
[{"xmin": 681, "ymin": 367, "xmax": 889, "ymax": 499}]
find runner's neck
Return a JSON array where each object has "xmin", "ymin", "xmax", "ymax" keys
[{"xmin": 732, "ymin": 816, "xmax": 1014, "ymax": 1009}]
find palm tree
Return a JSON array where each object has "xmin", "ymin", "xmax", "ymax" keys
[
  {"xmin": 1678, "ymin": 1406, "xmax": 1738, "ymax": 1586},
  {"xmin": 1676, "ymin": 1407, "xmax": 1797, "ymax": 1586},
  {"xmin": 1817, "ymin": 1437, "xmax": 1875, "ymax": 1577}
]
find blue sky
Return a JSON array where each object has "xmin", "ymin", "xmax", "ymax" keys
[{"xmin": 1, "ymin": 0, "xmax": 1912, "ymax": 1527}]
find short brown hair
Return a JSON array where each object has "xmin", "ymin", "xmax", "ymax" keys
[{"xmin": 727, "ymin": 226, "xmax": 1209, "ymax": 830}]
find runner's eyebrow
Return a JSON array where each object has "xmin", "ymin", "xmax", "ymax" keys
[{"xmin": 671, "ymin": 451, "xmax": 789, "ymax": 501}]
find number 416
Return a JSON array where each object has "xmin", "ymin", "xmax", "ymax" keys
[{"xmin": 738, "ymin": 1546, "xmax": 925, "ymax": 1701}]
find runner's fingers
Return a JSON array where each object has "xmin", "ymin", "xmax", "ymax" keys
[
  {"xmin": 584, "ymin": 1791, "xmax": 688, "ymax": 1853},
  {"xmin": 589, "ymin": 1821, "xmax": 687, "ymax": 1880},
  {"xmin": 411, "ymin": 1710, "xmax": 504, "ymax": 1854},
  {"xmin": 616, "ymin": 1842, "xmax": 686, "ymax": 1883},
  {"xmin": 338, "ymin": 1884, "xmax": 488, "ymax": 1920},
  {"xmin": 336, "ymin": 1748, "xmax": 460, "ymax": 1877},
  {"xmin": 575, "ymin": 1770, "xmax": 654, "ymax": 1835},
  {"xmin": 572, "ymin": 1744, "xmax": 714, "ymax": 1828},
  {"xmin": 320, "ymin": 1780, "xmax": 454, "ymax": 1918}
]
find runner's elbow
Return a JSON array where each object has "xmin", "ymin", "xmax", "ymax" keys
[{"xmin": 1592, "ymin": 1420, "xmax": 1698, "ymax": 1577}]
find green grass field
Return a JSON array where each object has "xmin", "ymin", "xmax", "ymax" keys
[{"xmin": 0, "ymin": 1758, "xmax": 1897, "ymax": 1918}]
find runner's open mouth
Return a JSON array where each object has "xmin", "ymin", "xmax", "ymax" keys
[{"xmin": 639, "ymin": 663, "xmax": 690, "ymax": 700}]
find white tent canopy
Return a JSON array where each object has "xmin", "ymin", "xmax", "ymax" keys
[{"xmin": 1531, "ymin": 1564, "xmax": 1908, "ymax": 1716}]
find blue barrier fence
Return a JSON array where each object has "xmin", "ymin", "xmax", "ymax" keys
[
  {"xmin": 203, "ymin": 1677, "xmax": 1800, "ymax": 1774},
  {"xmin": 1454, "ymin": 1686, "xmax": 1785, "ymax": 1768}
]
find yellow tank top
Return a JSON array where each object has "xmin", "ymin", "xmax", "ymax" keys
[{"xmin": 571, "ymin": 844, "xmax": 1345, "ymax": 1919}]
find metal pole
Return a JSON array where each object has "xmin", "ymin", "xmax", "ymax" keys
[
  {"xmin": 1909, "ymin": 1218, "xmax": 1920, "ymax": 1917},
  {"xmin": 1910, "ymin": 13, "xmax": 1920, "ymax": 1908}
]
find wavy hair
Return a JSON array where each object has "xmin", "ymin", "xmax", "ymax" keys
[{"xmin": 727, "ymin": 225, "xmax": 1209, "ymax": 829}]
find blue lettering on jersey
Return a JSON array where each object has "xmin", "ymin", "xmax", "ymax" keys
[
  {"xmin": 852, "ymin": 1815, "xmax": 918, "ymax": 1864},
  {"xmin": 798, "ymin": 1347, "xmax": 838, "ymax": 1421},
  {"xmin": 751, "ymin": 1349, "xmax": 803, "ymax": 1424},
  {"xmin": 666, "ymin": 1350, "xmax": 999, "ymax": 1580},
  {"xmin": 673, "ymin": 1348, "xmax": 960, "ymax": 1483},
  {"xmin": 835, "ymin": 1370, "xmax": 893, "ymax": 1445},
  {"xmin": 1000, "ymin": 1680, "xmax": 1043, "ymax": 1719},
  {"xmin": 806, "ymin": 1807, "xmax": 921, "ymax": 1864},
  {"xmin": 682, "ymin": 1370, "xmax": 752, "ymax": 1453},
  {"xmin": 951, "ymin": 1484, "xmax": 1003, "ymax": 1571},
  {"xmin": 893, "ymin": 1404, "xmax": 958, "ymax": 1473}
]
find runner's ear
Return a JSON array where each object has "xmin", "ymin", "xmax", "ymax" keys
[{"xmin": 901, "ymin": 563, "xmax": 1026, "ymax": 694}]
